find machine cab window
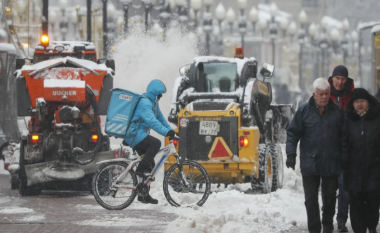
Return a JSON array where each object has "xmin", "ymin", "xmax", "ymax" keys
[{"xmin": 196, "ymin": 62, "xmax": 238, "ymax": 93}]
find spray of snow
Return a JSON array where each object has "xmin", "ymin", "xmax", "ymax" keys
[
  {"xmin": 112, "ymin": 29, "xmax": 198, "ymax": 117},
  {"xmin": 109, "ymin": 29, "xmax": 198, "ymax": 157}
]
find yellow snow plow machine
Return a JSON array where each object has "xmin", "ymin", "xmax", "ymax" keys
[{"xmin": 165, "ymin": 48, "xmax": 293, "ymax": 193}]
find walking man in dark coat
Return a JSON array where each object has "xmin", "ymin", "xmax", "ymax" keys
[
  {"xmin": 342, "ymin": 88, "xmax": 380, "ymax": 233},
  {"xmin": 286, "ymin": 77, "xmax": 345, "ymax": 233},
  {"xmin": 328, "ymin": 65, "xmax": 354, "ymax": 232}
]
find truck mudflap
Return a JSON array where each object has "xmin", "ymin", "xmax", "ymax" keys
[{"xmin": 24, "ymin": 151, "xmax": 114, "ymax": 186}]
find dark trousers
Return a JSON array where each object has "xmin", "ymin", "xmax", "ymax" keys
[
  {"xmin": 337, "ymin": 173, "xmax": 349, "ymax": 221},
  {"xmin": 134, "ymin": 135, "xmax": 161, "ymax": 174},
  {"xmin": 302, "ymin": 175, "xmax": 339, "ymax": 233},
  {"xmin": 349, "ymin": 191, "xmax": 380, "ymax": 233}
]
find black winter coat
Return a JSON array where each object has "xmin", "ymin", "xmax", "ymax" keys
[
  {"xmin": 342, "ymin": 96, "xmax": 380, "ymax": 193},
  {"xmin": 286, "ymin": 97, "xmax": 344, "ymax": 176}
]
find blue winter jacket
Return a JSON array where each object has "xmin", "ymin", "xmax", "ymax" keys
[{"xmin": 123, "ymin": 80, "xmax": 172, "ymax": 148}]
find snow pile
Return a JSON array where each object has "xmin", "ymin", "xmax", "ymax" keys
[{"xmin": 160, "ymin": 145, "xmax": 306, "ymax": 233}]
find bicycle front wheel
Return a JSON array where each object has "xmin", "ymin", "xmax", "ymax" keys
[
  {"xmin": 163, "ymin": 160, "xmax": 211, "ymax": 207},
  {"xmin": 92, "ymin": 161, "xmax": 137, "ymax": 210}
]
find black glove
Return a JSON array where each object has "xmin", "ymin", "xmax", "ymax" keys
[
  {"xmin": 286, "ymin": 154, "xmax": 296, "ymax": 170},
  {"xmin": 341, "ymin": 160, "xmax": 349, "ymax": 170},
  {"xmin": 167, "ymin": 130, "xmax": 176, "ymax": 139}
]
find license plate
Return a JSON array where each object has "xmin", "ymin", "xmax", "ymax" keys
[{"xmin": 199, "ymin": 121, "xmax": 219, "ymax": 135}]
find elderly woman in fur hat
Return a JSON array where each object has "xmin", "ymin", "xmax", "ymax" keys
[{"xmin": 342, "ymin": 88, "xmax": 380, "ymax": 233}]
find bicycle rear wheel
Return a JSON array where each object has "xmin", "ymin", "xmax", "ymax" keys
[
  {"xmin": 92, "ymin": 161, "xmax": 137, "ymax": 210},
  {"xmin": 163, "ymin": 160, "xmax": 211, "ymax": 207}
]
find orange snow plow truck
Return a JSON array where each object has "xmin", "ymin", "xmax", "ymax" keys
[{"xmin": 14, "ymin": 38, "xmax": 116, "ymax": 196}]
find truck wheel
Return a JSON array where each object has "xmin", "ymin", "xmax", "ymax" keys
[
  {"xmin": 269, "ymin": 144, "xmax": 284, "ymax": 191},
  {"xmin": 10, "ymin": 173, "xmax": 19, "ymax": 190},
  {"xmin": 251, "ymin": 144, "xmax": 273, "ymax": 194},
  {"xmin": 18, "ymin": 140, "xmax": 41, "ymax": 196}
]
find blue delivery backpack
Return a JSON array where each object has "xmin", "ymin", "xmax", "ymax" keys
[{"xmin": 105, "ymin": 88, "xmax": 145, "ymax": 138}]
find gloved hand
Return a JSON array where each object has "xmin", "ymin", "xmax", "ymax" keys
[
  {"xmin": 341, "ymin": 160, "xmax": 349, "ymax": 170},
  {"xmin": 286, "ymin": 154, "xmax": 296, "ymax": 170},
  {"xmin": 167, "ymin": 130, "xmax": 176, "ymax": 139}
]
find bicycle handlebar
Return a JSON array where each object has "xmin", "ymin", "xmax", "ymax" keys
[{"xmin": 169, "ymin": 135, "xmax": 180, "ymax": 141}]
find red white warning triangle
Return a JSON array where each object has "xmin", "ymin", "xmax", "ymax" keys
[{"xmin": 208, "ymin": 137, "xmax": 233, "ymax": 160}]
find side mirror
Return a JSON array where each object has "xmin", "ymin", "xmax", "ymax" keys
[
  {"xmin": 179, "ymin": 64, "xmax": 190, "ymax": 77},
  {"xmin": 97, "ymin": 58, "xmax": 115, "ymax": 74},
  {"xmin": 105, "ymin": 59, "xmax": 115, "ymax": 73},
  {"xmin": 259, "ymin": 63, "xmax": 275, "ymax": 78},
  {"xmin": 16, "ymin": 59, "xmax": 25, "ymax": 70}
]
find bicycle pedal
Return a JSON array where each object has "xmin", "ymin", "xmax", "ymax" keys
[{"xmin": 110, "ymin": 189, "xmax": 117, "ymax": 198}]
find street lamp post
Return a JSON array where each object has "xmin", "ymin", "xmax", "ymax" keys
[
  {"xmin": 202, "ymin": 0, "xmax": 213, "ymax": 55},
  {"xmin": 159, "ymin": 2, "xmax": 170, "ymax": 41},
  {"xmin": 102, "ymin": 0, "xmax": 108, "ymax": 58},
  {"xmin": 215, "ymin": 2, "xmax": 225, "ymax": 34},
  {"xmin": 341, "ymin": 18, "xmax": 350, "ymax": 65},
  {"xmin": 69, "ymin": 9, "xmax": 79, "ymax": 40},
  {"xmin": 190, "ymin": 0, "xmax": 202, "ymax": 31},
  {"xmin": 298, "ymin": 9, "xmax": 307, "ymax": 89},
  {"xmin": 175, "ymin": 0, "xmax": 187, "ymax": 33},
  {"xmin": 142, "ymin": 0, "xmax": 154, "ymax": 33},
  {"xmin": 308, "ymin": 22, "xmax": 319, "ymax": 80},
  {"xmin": 269, "ymin": 3, "xmax": 278, "ymax": 66},
  {"xmin": 214, "ymin": 3, "xmax": 225, "ymax": 56},
  {"xmin": 121, "ymin": 0, "xmax": 131, "ymax": 38},
  {"xmin": 87, "ymin": 0, "xmax": 91, "ymax": 42},
  {"xmin": 48, "ymin": 9, "xmax": 56, "ymax": 39},
  {"xmin": 249, "ymin": 6, "xmax": 258, "ymax": 34},
  {"xmin": 59, "ymin": 0, "xmax": 68, "ymax": 41},
  {"xmin": 237, "ymin": 0, "xmax": 247, "ymax": 51},
  {"xmin": 226, "ymin": 8, "xmax": 235, "ymax": 35}
]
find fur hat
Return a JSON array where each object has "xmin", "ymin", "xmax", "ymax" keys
[
  {"xmin": 331, "ymin": 65, "xmax": 349, "ymax": 79},
  {"xmin": 349, "ymin": 88, "xmax": 371, "ymax": 102}
]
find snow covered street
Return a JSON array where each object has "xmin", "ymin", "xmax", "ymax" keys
[{"xmin": 0, "ymin": 147, "xmax": 348, "ymax": 233}]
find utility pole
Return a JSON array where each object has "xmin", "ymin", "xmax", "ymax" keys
[
  {"xmin": 42, "ymin": 0, "xmax": 48, "ymax": 36},
  {"xmin": 87, "ymin": 0, "xmax": 91, "ymax": 42}
]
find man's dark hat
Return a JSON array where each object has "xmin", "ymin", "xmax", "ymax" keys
[
  {"xmin": 331, "ymin": 65, "xmax": 349, "ymax": 79},
  {"xmin": 349, "ymin": 88, "xmax": 371, "ymax": 102}
]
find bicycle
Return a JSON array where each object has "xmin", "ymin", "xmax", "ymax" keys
[{"xmin": 92, "ymin": 136, "xmax": 211, "ymax": 210}]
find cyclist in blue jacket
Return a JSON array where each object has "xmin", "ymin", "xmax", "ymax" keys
[{"xmin": 123, "ymin": 79, "xmax": 175, "ymax": 204}]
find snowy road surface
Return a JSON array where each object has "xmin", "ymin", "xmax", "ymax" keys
[{"xmin": 0, "ymin": 150, "xmax": 363, "ymax": 233}]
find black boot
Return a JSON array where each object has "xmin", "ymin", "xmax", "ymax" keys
[
  {"xmin": 337, "ymin": 217, "xmax": 348, "ymax": 232},
  {"xmin": 322, "ymin": 224, "xmax": 334, "ymax": 233},
  {"xmin": 369, "ymin": 229, "xmax": 377, "ymax": 233},
  {"xmin": 137, "ymin": 194, "xmax": 158, "ymax": 204}
]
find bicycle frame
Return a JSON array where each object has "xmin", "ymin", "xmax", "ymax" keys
[{"xmin": 108, "ymin": 139, "xmax": 186, "ymax": 190}]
